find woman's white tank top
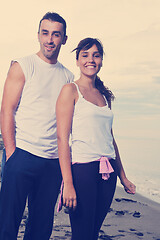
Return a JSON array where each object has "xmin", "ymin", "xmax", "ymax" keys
[{"xmin": 71, "ymin": 83, "xmax": 116, "ymax": 163}]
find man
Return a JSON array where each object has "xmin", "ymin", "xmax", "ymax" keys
[{"xmin": 0, "ymin": 12, "xmax": 74, "ymax": 239}]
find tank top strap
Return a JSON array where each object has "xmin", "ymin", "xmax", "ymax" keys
[
  {"xmin": 73, "ymin": 82, "xmax": 83, "ymax": 99},
  {"xmin": 104, "ymin": 96, "xmax": 109, "ymax": 108}
]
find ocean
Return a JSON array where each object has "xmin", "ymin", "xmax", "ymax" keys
[{"xmin": 116, "ymin": 137, "xmax": 160, "ymax": 204}]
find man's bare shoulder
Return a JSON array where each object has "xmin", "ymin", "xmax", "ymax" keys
[{"xmin": 7, "ymin": 61, "xmax": 25, "ymax": 81}]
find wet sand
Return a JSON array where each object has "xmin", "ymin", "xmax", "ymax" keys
[{"xmin": 0, "ymin": 150, "xmax": 160, "ymax": 239}]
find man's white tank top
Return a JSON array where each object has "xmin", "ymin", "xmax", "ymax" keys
[
  {"xmin": 13, "ymin": 54, "xmax": 74, "ymax": 159},
  {"xmin": 71, "ymin": 83, "xmax": 116, "ymax": 163}
]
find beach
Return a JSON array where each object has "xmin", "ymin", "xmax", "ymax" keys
[{"xmin": 0, "ymin": 149, "xmax": 160, "ymax": 239}]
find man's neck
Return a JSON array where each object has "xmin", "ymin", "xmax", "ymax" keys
[{"xmin": 36, "ymin": 51, "xmax": 58, "ymax": 64}]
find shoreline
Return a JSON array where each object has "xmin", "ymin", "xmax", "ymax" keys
[
  {"xmin": 0, "ymin": 151, "xmax": 160, "ymax": 239},
  {"xmin": 115, "ymin": 185, "xmax": 160, "ymax": 210}
]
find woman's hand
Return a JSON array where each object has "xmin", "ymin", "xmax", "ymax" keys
[
  {"xmin": 121, "ymin": 177, "xmax": 136, "ymax": 194},
  {"xmin": 63, "ymin": 183, "xmax": 77, "ymax": 210}
]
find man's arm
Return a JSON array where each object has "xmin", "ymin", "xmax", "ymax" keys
[{"xmin": 0, "ymin": 62, "xmax": 25, "ymax": 160}]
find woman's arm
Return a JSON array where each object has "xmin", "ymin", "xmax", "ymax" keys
[
  {"xmin": 56, "ymin": 83, "xmax": 77, "ymax": 209},
  {"xmin": 112, "ymin": 129, "xmax": 136, "ymax": 194}
]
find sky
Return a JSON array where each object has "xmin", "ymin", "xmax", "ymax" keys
[{"xmin": 0, "ymin": 0, "xmax": 160, "ymax": 195}]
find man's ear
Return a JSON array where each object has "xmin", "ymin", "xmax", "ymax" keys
[
  {"xmin": 37, "ymin": 32, "xmax": 40, "ymax": 42},
  {"xmin": 62, "ymin": 35, "xmax": 68, "ymax": 45},
  {"xmin": 76, "ymin": 60, "xmax": 79, "ymax": 67}
]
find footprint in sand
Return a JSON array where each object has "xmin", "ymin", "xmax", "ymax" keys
[
  {"xmin": 135, "ymin": 232, "xmax": 144, "ymax": 236},
  {"xmin": 115, "ymin": 210, "xmax": 129, "ymax": 216},
  {"xmin": 118, "ymin": 229, "xmax": 144, "ymax": 238},
  {"xmin": 115, "ymin": 198, "xmax": 137, "ymax": 203},
  {"xmin": 132, "ymin": 211, "xmax": 141, "ymax": 218},
  {"xmin": 128, "ymin": 228, "xmax": 144, "ymax": 237}
]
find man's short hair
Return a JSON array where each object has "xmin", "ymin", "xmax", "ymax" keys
[{"xmin": 38, "ymin": 12, "xmax": 67, "ymax": 37}]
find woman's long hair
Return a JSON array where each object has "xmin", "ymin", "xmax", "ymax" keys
[
  {"xmin": 95, "ymin": 76, "xmax": 114, "ymax": 109},
  {"xmin": 72, "ymin": 37, "xmax": 115, "ymax": 108}
]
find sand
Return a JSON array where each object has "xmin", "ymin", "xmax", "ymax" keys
[
  {"xmin": 52, "ymin": 187, "xmax": 160, "ymax": 240},
  {"xmin": 0, "ymin": 150, "xmax": 160, "ymax": 240}
]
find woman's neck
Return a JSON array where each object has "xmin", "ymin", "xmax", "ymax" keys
[{"xmin": 76, "ymin": 75, "xmax": 96, "ymax": 89}]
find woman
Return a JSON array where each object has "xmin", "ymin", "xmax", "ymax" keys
[{"xmin": 56, "ymin": 38, "xmax": 136, "ymax": 240}]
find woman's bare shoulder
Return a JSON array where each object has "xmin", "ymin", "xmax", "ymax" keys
[
  {"xmin": 63, "ymin": 82, "xmax": 76, "ymax": 90},
  {"xmin": 60, "ymin": 82, "xmax": 77, "ymax": 97}
]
